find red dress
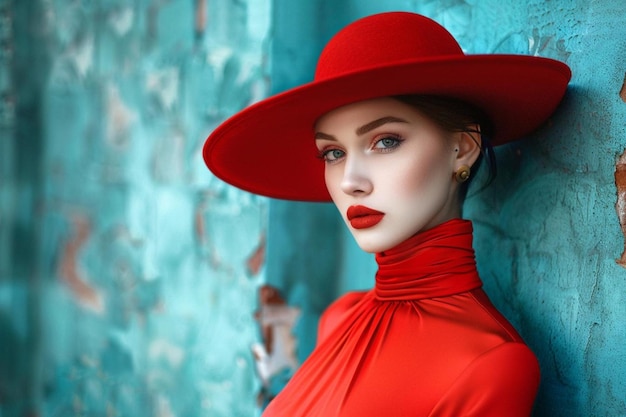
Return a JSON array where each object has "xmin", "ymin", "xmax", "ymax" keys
[{"xmin": 262, "ymin": 219, "xmax": 540, "ymax": 416}]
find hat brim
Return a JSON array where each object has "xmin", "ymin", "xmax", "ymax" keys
[{"xmin": 203, "ymin": 54, "xmax": 571, "ymax": 201}]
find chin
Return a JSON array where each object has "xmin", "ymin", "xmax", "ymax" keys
[
  {"xmin": 356, "ymin": 242, "xmax": 383, "ymax": 254},
  {"xmin": 352, "ymin": 233, "xmax": 404, "ymax": 254}
]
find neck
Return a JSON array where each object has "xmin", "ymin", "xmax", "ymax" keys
[{"xmin": 374, "ymin": 218, "xmax": 482, "ymax": 301}]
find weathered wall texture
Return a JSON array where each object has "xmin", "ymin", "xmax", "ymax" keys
[
  {"xmin": 460, "ymin": 3, "xmax": 626, "ymax": 415},
  {"xmin": 3, "ymin": 0, "xmax": 625, "ymax": 416},
  {"xmin": 2, "ymin": 0, "xmax": 270, "ymax": 416},
  {"xmin": 269, "ymin": 1, "xmax": 626, "ymax": 416}
]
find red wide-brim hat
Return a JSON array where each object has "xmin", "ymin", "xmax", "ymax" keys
[{"xmin": 203, "ymin": 12, "xmax": 571, "ymax": 201}]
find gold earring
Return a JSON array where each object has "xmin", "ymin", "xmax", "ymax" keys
[{"xmin": 455, "ymin": 165, "xmax": 471, "ymax": 183}]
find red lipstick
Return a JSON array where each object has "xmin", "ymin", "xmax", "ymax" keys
[{"xmin": 347, "ymin": 205, "xmax": 385, "ymax": 229}]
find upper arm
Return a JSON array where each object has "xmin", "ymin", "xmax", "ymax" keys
[{"xmin": 428, "ymin": 343, "xmax": 541, "ymax": 417}]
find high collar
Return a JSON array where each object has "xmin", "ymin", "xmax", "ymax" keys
[{"xmin": 374, "ymin": 218, "xmax": 482, "ymax": 301}]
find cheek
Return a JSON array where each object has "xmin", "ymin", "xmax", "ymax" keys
[
  {"xmin": 324, "ymin": 168, "xmax": 335, "ymax": 193},
  {"xmin": 386, "ymin": 153, "xmax": 450, "ymax": 199},
  {"xmin": 324, "ymin": 167, "xmax": 344, "ymax": 202}
]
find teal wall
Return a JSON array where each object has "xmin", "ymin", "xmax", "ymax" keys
[
  {"xmin": 269, "ymin": 1, "xmax": 626, "ymax": 416},
  {"xmin": 2, "ymin": 0, "xmax": 625, "ymax": 416},
  {"xmin": 2, "ymin": 0, "xmax": 270, "ymax": 416}
]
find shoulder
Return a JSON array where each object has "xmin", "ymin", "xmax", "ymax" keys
[
  {"xmin": 468, "ymin": 289, "xmax": 527, "ymax": 343},
  {"xmin": 460, "ymin": 342, "xmax": 540, "ymax": 388},
  {"xmin": 429, "ymin": 342, "xmax": 540, "ymax": 417},
  {"xmin": 317, "ymin": 291, "xmax": 369, "ymax": 345}
]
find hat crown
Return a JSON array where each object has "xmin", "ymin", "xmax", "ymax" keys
[{"xmin": 315, "ymin": 12, "xmax": 464, "ymax": 81}]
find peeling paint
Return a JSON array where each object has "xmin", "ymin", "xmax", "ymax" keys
[
  {"xmin": 246, "ymin": 233, "xmax": 266, "ymax": 276},
  {"xmin": 149, "ymin": 339, "xmax": 186, "ymax": 368},
  {"xmin": 195, "ymin": 0, "xmax": 207, "ymax": 39},
  {"xmin": 105, "ymin": 83, "xmax": 137, "ymax": 148},
  {"xmin": 6, "ymin": 0, "xmax": 270, "ymax": 415},
  {"xmin": 57, "ymin": 215, "xmax": 104, "ymax": 313},
  {"xmin": 528, "ymin": 28, "xmax": 571, "ymax": 62},
  {"xmin": 620, "ymin": 73, "xmax": 626, "ymax": 103},
  {"xmin": 252, "ymin": 285, "xmax": 300, "ymax": 404},
  {"xmin": 615, "ymin": 149, "xmax": 626, "ymax": 267},
  {"xmin": 151, "ymin": 126, "xmax": 185, "ymax": 182},
  {"xmin": 108, "ymin": 6, "xmax": 134, "ymax": 37},
  {"xmin": 146, "ymin": 67, "xmax": 180, "ymax": 111},
  {"xmin": 50, "ymin": 32, "xmax": 94, "ymax": 83}
]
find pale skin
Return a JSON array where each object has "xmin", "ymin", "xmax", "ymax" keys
[{"xmin": 314, "ymin": 97, "xmax": 482, "ymax": 253}]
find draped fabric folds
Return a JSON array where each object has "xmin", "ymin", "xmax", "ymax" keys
[
  {"xmin": 374, "ymin": 219, "xmax": 481, "ymax": 300},
  {"xmin": 262, "ymin": 219, "xmax": 540, "ymax": 417}
]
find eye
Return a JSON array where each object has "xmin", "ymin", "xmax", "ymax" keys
[
  {"xmin": 318, "ymin": 148, "xmax": 345, "ymax": 163},
  {"xmin": 372, "ymin": 135, "xmax": 403, "ymax": 151}
]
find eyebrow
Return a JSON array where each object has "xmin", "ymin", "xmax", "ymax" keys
[
  {"xmin": 356, "ymin": 116, "xmax": 409, "ymax": 135},
  {"xmin": 314, "ymin": 116, "xmax": 409, "ymax": 141}
]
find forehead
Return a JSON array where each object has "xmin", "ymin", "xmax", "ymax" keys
[{"xmin": 314, "ymin": 97, "xmax": 427, "ymax": 133}]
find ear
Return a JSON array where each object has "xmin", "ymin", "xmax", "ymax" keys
[{"xmin": 452, "ymin": 124, "xmax": 482, "ymax": 170}]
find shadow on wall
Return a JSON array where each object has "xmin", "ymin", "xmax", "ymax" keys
[{"xmin": 0, "ymin": 312, "xmax": 25, "ymax": 408}]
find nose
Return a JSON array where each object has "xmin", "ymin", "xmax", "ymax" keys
[{"xmin": 340, "ymin": 156, "xmax": 373, "ymax": 196}]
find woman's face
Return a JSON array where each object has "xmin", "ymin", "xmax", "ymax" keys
[{"xmin": 314, "ymin": 97, "xmax": 469, "ymax": 253}]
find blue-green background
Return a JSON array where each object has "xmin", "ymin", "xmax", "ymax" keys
[{"xmin": 1, "ymin": 1, "xmax": 625, "ymax": 416}]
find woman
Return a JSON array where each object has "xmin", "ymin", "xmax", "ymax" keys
[{"xmin": 203, "ymin": 12, "xmax": 570, "ymax": 416}]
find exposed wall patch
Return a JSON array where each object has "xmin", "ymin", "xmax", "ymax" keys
[{"xmin": 616, "ymin": 149, "xmax": 626, "ymax": 267}]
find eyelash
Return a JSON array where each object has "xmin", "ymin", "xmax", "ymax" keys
[
  {"xmin": 372, "ymin": 134, "xmax": 403, "ymax": 152},
  {"xmin": 317, "ymin": 148, "xmax": 345, "ymax": 164},
  {"xmin": 316, "ymin": 134, "xmax": 404, "ymax": 163}
]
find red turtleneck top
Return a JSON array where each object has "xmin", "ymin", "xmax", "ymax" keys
[{"xmin": 262, "ymin": 219, "xmax": 540, "ymax": 416}]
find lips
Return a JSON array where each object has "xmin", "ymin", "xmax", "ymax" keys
[{"xmin": 347, "ymin": 205, "xmax": 385, "ymax": 229}]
